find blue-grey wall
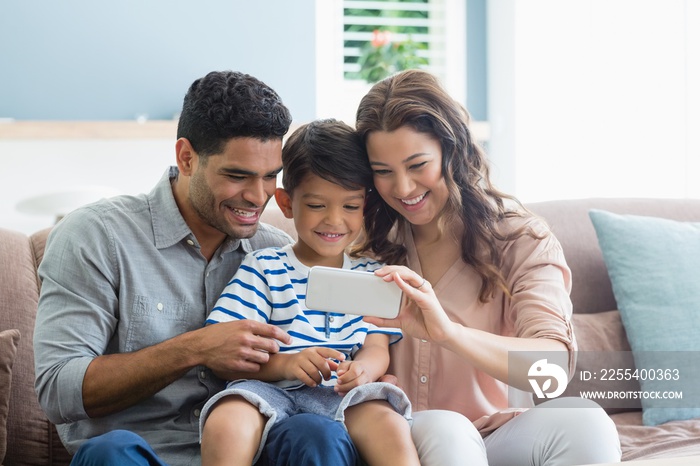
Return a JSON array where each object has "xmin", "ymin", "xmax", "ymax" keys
[
  {"xmin": 467, "ymin": 0, "xmax": 487, "ymax": 121},
  {"xmin": 0, "ymin": 0, "xmax": 316, "ymax": 121}
]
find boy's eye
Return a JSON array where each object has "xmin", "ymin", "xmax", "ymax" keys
[
  {"xmin": 344, "ymin": 205, "xmax": 361, "ymax": 211},
  {"xmin": 306, "ymin": 204, "xmax": 324, "ymax": 210}
]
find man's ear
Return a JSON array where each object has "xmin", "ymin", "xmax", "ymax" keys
[
  {"xmin": 175, "ymin": 138, "xmax": 197, "ymax": 176},
  {"xmin": 274, "ymin": 188, "xmax": 294, "ymax": 219}
]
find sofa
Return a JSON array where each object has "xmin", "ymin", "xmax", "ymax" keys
[{"xmin": 2, "ymin": 197, "xmax": 700, "ymax": 465}]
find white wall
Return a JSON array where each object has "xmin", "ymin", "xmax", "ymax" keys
[
  {"xmin": 1, "ymin": 139, "xmax": 174, "ymax": 234},
  {"xmin": 487, "ymin": 0, "xmax": 700, "ymax": 202}
]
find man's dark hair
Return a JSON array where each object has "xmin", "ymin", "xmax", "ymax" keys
[
  {"xmin": 281, "ymin": 119, "xmax": 372, "ymax": 195},
  {"xmin": 177, "ymin": 70, "xmax": 292, "ymax": 157}
]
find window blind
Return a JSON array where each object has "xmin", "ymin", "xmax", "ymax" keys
[{"xmin": 343, "ymin": 0, "xmax": 447, "ymax": 80}]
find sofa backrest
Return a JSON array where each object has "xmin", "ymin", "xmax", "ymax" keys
[
  {"xmin": 0, "ymin": 227, "xmax": 70, "ymax": 466},
  {"xmin": 269, "ymin": 197, "xmax": 700, "ymax": 315},
  {"xmin": 527, "ymin": 198, "xmax": 700, "ymax": 314}
]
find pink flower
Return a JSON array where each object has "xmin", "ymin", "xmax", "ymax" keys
[{"xmin": 371, "ymin": 29, "xmax": 391, "ymax": 48}]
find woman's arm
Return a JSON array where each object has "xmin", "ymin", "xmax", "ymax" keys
[{"xmin": 371, "ymin": 267, "xmax": 569, "ymax": 392}]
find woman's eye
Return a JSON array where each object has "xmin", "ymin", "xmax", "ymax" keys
[
  {"xmin": 373, "ymin": 169, "xmax": 391, "ymax": 176},
  {"xmin": 344, "ymin": 205, "xmax": 361, "ymax": 211},
  {"xmin": 409, "ymin": 161, "xmax": 428, "ymax": 170}
]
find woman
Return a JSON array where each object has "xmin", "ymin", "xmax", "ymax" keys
[{"xmin": 352, "ymin": 69, "xmax": 621, "ymax": 465}]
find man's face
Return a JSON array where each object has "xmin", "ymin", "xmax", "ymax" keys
[{"xmin": 188, "ymin": 137, "xmax": 283, "ymax": 240}]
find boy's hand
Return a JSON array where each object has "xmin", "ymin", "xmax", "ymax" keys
[
  {"xmin": 285, "ymin": 347, "xmax": 345, "ymax": 387},
  {"xmin": 334, "ymin": 360, "xmax": 375, "ymax": 396}
]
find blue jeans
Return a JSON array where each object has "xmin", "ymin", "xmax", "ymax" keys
[{"xmin": 69, "ymin": 414, "xmax": 360, "ymax": 466}]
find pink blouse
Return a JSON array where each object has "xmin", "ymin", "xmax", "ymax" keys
[{"xmin": 387, "ymin": 216, "xmax": 576, "ymax": 434}]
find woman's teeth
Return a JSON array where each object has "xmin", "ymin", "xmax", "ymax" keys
[{"xmin": 401, "ymin": 193, "xmax": 426, "ymax": 205}]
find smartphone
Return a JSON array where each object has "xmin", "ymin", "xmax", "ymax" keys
[{"xmin": 305, "ymin": 266, "xmax": 402, "ymax": 319}]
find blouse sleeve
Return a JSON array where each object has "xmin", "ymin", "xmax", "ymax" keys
[{"xmin": 502, "ymin": 217, "xmax": 577, "ymax": 375}]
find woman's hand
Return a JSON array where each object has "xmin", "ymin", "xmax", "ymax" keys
[{"xmin": 368, "ymin": 265, "xmax": 456, "ymax": 344}]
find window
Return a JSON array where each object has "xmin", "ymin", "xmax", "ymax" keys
[
  {"xmin": 315, "ymin": 0, "xmax": 465, "ymax": 124},
  {"xmin": 342, "ymin": 0, "xmax": 433, "ymax": 81}
]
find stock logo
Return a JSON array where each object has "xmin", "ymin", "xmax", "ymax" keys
[{"xmin": 528, "ymin": 359, "xmax": 568, "ymax": 399}]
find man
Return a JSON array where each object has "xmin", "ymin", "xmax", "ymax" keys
[{"xmin": 34, "ymin": 71, "xmax": 360, "ymax": 465}]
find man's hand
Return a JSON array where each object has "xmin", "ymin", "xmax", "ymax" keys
[{"xmin": 201, "ymin": 320, "xmax": 292, "ymax": 379}]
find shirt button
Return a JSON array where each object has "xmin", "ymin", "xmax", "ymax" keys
[
  {"xmin": 193, "ymin": 408, "xmax": 201, "ymax": 418},
  {"xmin": 421, "ymin": 339, "xmax": 428, "ymax": 343},
  {"xmin": 199, "ymin": 370, "xmax": 207, "ymax": 379},
  {"xmin": 187, "ymin": 239, "xmax": 195, "ymax": 246},
  {"xmin": 329, "ymin": 317, "xmax": 334, "ymax": 322},
  {"xmin": 157, "ymin": 303, "xmax": 164, "ymax": 311},
  {"xmin": 420, "ymin": 375, "xmax": 428, "ymax": 384}
]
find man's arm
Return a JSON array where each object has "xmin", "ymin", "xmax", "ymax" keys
[
  {"xmin": 81, "ymin": 319, "xmax": 289, "ymax": 418},
  {"xmin": 34, "ymin": 209, "xmax": 290, "ymax": 423}
]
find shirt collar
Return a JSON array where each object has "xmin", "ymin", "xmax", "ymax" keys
[{"xmin": 149, "ymin": 167, "xmax": 250, "ymax": 255}]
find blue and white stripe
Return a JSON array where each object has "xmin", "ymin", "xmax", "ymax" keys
[{"xmin": 206, "ymin": 244, "xmax": 402, "ymax": 388}]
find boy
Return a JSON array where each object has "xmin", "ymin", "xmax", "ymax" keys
[{"xmin": 199, "ymin": 119, "xmax": 419, "ymax": 465}]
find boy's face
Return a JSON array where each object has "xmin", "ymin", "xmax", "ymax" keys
[{"xmin": 278, "ymin": 174, "xmax": 366, "ymax": 268}]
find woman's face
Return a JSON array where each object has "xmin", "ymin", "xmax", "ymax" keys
[{"xmin": 366, "ymin": 126, "xmax": 449, "ymax": 227}]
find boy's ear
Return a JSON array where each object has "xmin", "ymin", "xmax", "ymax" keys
[{"xmin": 274, "ymin": 188, "xmax": 294, "ymax": 219}]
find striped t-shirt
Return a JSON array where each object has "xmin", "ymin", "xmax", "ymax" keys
[{"xmin": 206, "ymin": 244, "xmax": 402, "ymax": 389}]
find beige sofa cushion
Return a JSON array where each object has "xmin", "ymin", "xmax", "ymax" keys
[
  {"xmin": 564, "ymin": 311, "xmax": 641, "ymax": 413},
  {"xmin": 0, "ymin": 228, "xmax": 71, "ymax": 465},
  {"xmin": 0, "ymin": 329, "xmax": 21, "ymax": 464}
]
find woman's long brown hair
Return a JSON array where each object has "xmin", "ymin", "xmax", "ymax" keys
[{"xmin": 352, "ymin": 69, "xmax": 542, "ymax": 303}]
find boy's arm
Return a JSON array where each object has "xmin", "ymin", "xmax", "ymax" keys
[
  {"xmin": 225, "ymin": 346, "xmax": 345, "ymax": 386},
  {"xmin": 351, "ymin": 333, "xmax": 391, "ymax": 377},
  {"xmin": 335, "ymin": 333, "xmax": 391, "ymax": 394},
  {"xmin": 222, "ymin": 351, "xmax": 294, "ymax": 382}
]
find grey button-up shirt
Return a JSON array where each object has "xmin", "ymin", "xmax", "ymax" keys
[{"xmin": 34, "ymin": 167, "xmax": 292, "ymax": 465}]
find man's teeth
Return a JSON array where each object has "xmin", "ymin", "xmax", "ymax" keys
[
  {"xmin": 402, "ymin": 193, "xmax": 426, "ymax": 205},
  {"xmin": 232, "ymin": 208, "xmax": 256, "ymax": 217}
]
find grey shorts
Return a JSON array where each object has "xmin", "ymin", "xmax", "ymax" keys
[{"xmin": 200, "ymin": 380, "xmax": 412, "ymax": 462}]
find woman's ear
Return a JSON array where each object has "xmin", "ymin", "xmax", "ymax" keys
[{"xmin": 274, "ymin": 188, "xmax": 294, "ymax": 219}]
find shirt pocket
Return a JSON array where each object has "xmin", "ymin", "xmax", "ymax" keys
[{"xmin": 125, "ymin": 295, "xmax": 191, "ymax": 352}]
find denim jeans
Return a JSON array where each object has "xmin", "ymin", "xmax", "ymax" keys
[{"xmin": 70, "ymin": 414, "xmax": 360, "ymax": 466}]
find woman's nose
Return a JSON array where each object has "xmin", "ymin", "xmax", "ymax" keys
[{"xmin": 393, "ymin": 173, "xmax": 416, "ymax": 198}]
